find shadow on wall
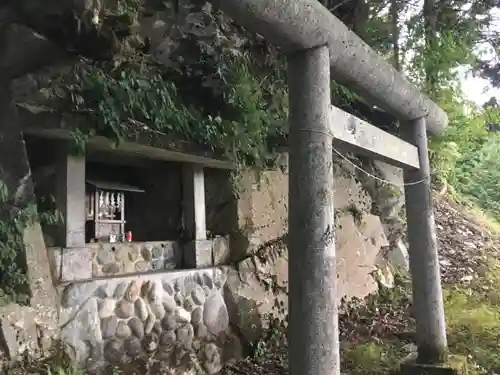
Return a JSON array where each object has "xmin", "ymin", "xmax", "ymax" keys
[
  {"xmin": 85, "ymin": 160, "xmax": 183, "ymax": 242},
  {"xmin": 205, "ymin": 164, "xmax": 290, "ymax": 264},
  {"xmin": 24, "ymin": 136, "xmax": 59, "ymax": 245},
  {"xmin": 204, "ymin": 169, "xmax": 244, "ymax": 261},
  {"xmin": 204, "ymin": 169, "xmax": 238, "ymax": 237},
  {"xmin": 24, "ymin": 135, "xmax": 186, "ymax": 245}
]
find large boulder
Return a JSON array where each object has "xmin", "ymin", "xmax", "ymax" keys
[
  {"xmin": 223, "ymin": 212, "xmax": 389, "ymax": 345},
  {"xmin": 223, "ymin": 240, "xmax": 288, "ymax": 345},
  {"xmin": 226, "ymin": 156, "xmax": 374, "ymax": 262}
]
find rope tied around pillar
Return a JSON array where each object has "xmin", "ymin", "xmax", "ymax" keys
[{"xmin": 297, "ymin": 128, "xmax": 427, "ymax": 187}]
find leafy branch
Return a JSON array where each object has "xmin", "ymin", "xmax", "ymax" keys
[{"xmin": 63, "ymin": 51, "xmax": 288, "ymax": 169}]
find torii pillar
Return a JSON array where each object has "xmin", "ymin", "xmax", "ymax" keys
[{"xmin": 287, "ymin": 44, "xmax": 340, "ymax": 375}]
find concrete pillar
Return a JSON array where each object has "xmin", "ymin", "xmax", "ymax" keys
[
  {"xmin": 55, "ymin": 142, "xmax": 86, "ymax": 248},
  {"xmin": 182, "ymin": 164, "xmax": 211, "ymax": 267},
  {"xmin": 402, "ymin": 117, "xmax": 448, "ymax": 363},
  {"xmin": 182, "ymin": 164, "xmax": 207, "ymax": 240},
  {"xmin": 287, "ymin": 45, "xmax": 339, "ymax": 375}
]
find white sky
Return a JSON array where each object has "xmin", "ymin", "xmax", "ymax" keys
[
  {"xmin": 460, "ymin": 71, "xmax": 500, "ymax": 106},
  {"xmin": 398, "ymin": 3, "xmax": 500, "ymax": 107},
  {"xmin": 459, "ymin": 8, "xmax": 500, "ymax": 106}
]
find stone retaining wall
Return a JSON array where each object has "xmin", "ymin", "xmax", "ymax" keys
[
  {"xmin": 49, "ymin": 237, "xmax": 231, "ymax": 282},
  {"xmin": 59, "ymin": 268, "xmax": 241, "ymax": 373},
  {"xmin": 49, "ymin": 241, "xmax": 180, "ymax": 282}
]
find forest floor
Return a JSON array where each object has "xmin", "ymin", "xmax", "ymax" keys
[{"xmin": 222, "ymin": 194, "xmax": 500, "ymax": 375}]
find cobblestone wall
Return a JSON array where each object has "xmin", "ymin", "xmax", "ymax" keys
[
  {"xmin": 50, "ymin": 242, "xmax": 179, "ymax": 282},
  {"xmin": 49, "ymin": 237, "xmax": 230, "ymax": 282},
  {"xmin": 59, "ymin": 268, "xmax": 241, "ymax": 373}
]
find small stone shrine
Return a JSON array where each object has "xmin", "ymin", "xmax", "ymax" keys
[{"xmin": 85, "ymin": 180, "xmax": 144, "ymax": 243}]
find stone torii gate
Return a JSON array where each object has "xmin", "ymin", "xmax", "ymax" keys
[{"xmin": 209, "ymin": 1, "xmax": 464, "ymax": 375}]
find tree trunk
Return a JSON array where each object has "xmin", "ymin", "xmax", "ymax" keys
[
  {"xmin": 390, "ymin": 0, "xmax": 400, "ymax": 71},
  {"xmin": 423, "ymin": 0, "xmax": 438, "ymax": 96}
]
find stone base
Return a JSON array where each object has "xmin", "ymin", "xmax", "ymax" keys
[
  {"xmin": 49, "ymin": 241, "xmax": 180, "ymax": 282},
  {"xmin": 184, "ymin": 240, "xmax": 213, "ymax": 268},
  {"xmin": 401, "ymin": 355, "xmax": 469, "ymax": 375},
  {"xmin": 57, "ymin": 268, "xmax": 240, "ymax": 372}
]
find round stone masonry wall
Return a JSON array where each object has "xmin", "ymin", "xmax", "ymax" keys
[
  {"xmin": 51, "ymin": 237, "xmax": 229, "ymax": 283},
  {"xmin": 90, "ymin": 241, "xmax": 179, "ymax": 277},
  {"xmin": 59, "ymin": 267, "xmax": 242, "ymax": 374}
]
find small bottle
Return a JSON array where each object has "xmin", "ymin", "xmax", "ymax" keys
[{"xmin": 126, "ymin": 231, "xmax": 133, "ymax": 242}]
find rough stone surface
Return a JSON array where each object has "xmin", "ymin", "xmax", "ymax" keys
[
  {"xmin": 49, "ymin": 238, "xmax": 232, "ymax": 282},
  {"xmin": 101, "ymin": 316, "xmax": 118, "ymax": 339},
  {"xmin": 336, "ymin": 214, "xmax": 389, "ymax": 300},
  {"xmin": 115, "ymin": 300, "xmax": 134, "ymax": 319},
  {"xmin": 0, "ymin": 98, "xmax": 58, "ymax": 361},
  {"xmin": 357, "ymin": 160, "xmax": 407, "ymax": 268},
  {"xmin": 98, "ymin": 298, "xmax": 116, "ymax": 319},
  {"xmin": 224, "ymin": 244, "xmax": 289, "ymax": 344},
  {"xmin": 48, "ymin": 241, "xmax": 181, "ymax": 282},
  {"xmin": 212, "ymin": 235, "xmax": 231, "ymax": 266},
  {"xmin": 51, "ymin": 247, "xmax": 93, "ymax": 281},
  {"xmin": 223, "ymin": 203, "xmax": 390, "ymax": 344},
  {"xmin": 134, "ymin": 298, "xmax": 149, "ymax": 321},
  {"xmin": 203, "ymin": 293, "xmax": 229, "ymax": 335},
  {"xmin": 59, "ymin": 268, "xmax": 240, "ymax": 372},
  {"xmin": 225, "ymin": 156, "xmax": 375, "ymax": 262},
  {"xmin": 388, "ymin": 238, "xmax": 410, "ymax": 271},
  {"xmin": 184, "ymin": 240, "xmax": 214, "ymax": 268},
  {"xmin": 0, "ymin": 307, "xmax": 41, "ymax": 361}
]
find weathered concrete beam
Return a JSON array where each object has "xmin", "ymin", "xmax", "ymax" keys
[
  {"xmin": 182, "ymin": 164, "xmax": 207, "ymax": 241},
  {"xmin": 330, "ymin": 105, "xmax": 420, "ymax": 169},
  {"xmin": 23, "ymin": 127, "xmax": 235, "ymax": 170},
  {"xmin": 54, "ymin": 141, "xmax": 86, "ymax": 248},
  {"xmin": 210, "ymin": 0, "xmax": 447, "ymax": 136},
  {"xmin": 182, "ymin": 164, "xmax": 214, "ymax": 268}
]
